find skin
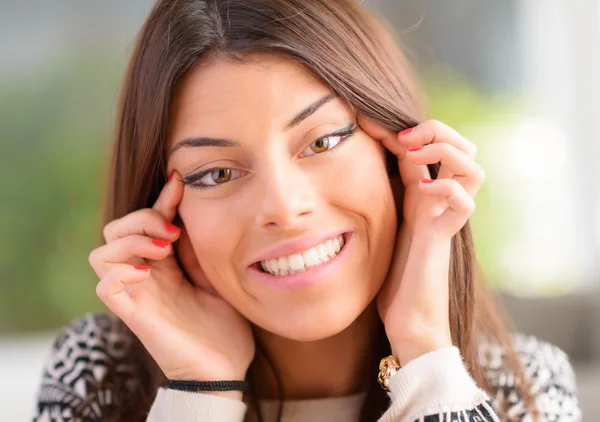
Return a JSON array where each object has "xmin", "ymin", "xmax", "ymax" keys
[
  {"xmin": 89, "ymin": 53, "xmax": 484, "ymax": 403},
  {"xmin": 168, "ymin": 55, "xmax": 397, "ymax": 398}
]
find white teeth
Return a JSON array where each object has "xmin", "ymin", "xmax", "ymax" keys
[
  {"xmin": 333, "ymin": 237, "xmax": 341, "ymax": 252},
  {"xmin": 302, "ymin": 248, "xmax": 320, "ymax": 267},
  {"xmin": 261, "ymin": 260, "xmax": 271, "ymax": 273},
  {"xmin": 324, "ymin": 240, "xmax": 335, "ymax": 258},
  {"xmin": 278, "ymin": 256, "xmax": 289, "ymax": 271},
  {"xmin": 288, "ymin": 254, "xmax": 304, "ymax": 271},
  {"xmin": 259, "ymin": 234, "xmax": 346, "ymax": 276},
  {"xmin": 316, "ymin": 244, "xmax": 329, "ymax": 261},
  {"xmin": 269, "ymin": 258, "xmax": 278, "ymax": 272}
]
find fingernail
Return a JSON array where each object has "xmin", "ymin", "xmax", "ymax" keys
[
  {"xmin": 400, "ymin": 127, "xmax": 414, "ymax": 136},
  {"xmin": 165, "ymin": 222, "xmax": 180, "ymax": 233},
  {"xmin": 420, "ymin": 178, "xmax": 434, "ymax": 183},
  {"xmin": 408, "ymin": 146, "xmax": 423, "ymax": 152},
  {"xmin": 167, "ymin": 171, "xmax": 175, "ymax": 183},
  {"xmin": 134, "ymin": 265, "xmax": 151, "ymax": 271},
  {"xmin": 152, "ymin": 239, "xmax": 170, "ymax": 248}
]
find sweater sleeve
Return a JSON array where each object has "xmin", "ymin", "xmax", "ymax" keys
[
  {"xmin": 146, "ymin": 388, "xmax": 247, "ymax": 422},
  {"xmin": 484, "ymin": 333, "xmax": 582, "ymax": 421},
  {"xmin": 33, "ymin": 313, "xmax": 139, "ymax": 421},
  {"xmin": 377, "ymin": 347, "xmax": 499, "ymax": 422}
]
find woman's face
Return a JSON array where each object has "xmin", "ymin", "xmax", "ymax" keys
[{"xmin": 167, "ymin": 54, "xmax": 397, "ymax": 341}]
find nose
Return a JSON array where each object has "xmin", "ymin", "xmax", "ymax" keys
[{"xmin": 254, "ymin": 161, "xmax": 316, "ymax": 230}]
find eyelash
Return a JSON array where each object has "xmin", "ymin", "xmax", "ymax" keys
[{"xmin": 184, "ymin": 123, "xmax": 358, "ymax": 190}]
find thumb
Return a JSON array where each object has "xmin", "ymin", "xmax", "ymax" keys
[{"xmin": 152, "ymin": 170, "xmax": 184, "ymax": 222}]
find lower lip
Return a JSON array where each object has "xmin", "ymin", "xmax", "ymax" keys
[{"xmin": 247, "ymin": 233, "xmax": 353, "ymax": 290}]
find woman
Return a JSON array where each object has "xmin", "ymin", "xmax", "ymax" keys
[{"xmin": 34, "ymin": 0, "xmax": 581, "ymax": 421}]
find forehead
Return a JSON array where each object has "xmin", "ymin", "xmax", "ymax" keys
[{"xmin": 168, "ymin": 54, "xmax": 332, "ymax": 145}]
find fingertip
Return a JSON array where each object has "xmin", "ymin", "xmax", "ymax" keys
[
  {"xmin": 152, "ymin": 239, "xmax": 171, "ymax": 248},
  {"xmin": 168, "ymin": 169, "xmax": 183, "ymax": 185},
  {"xmin": 168, "ymin": 169, "xmax": 185, "ymax": 201},
  {"xmin": 399, "ymin": 127, "xmax": 415, "ymax": 137},
  {"xmin": 154, "ymin": 170, "xmax": 184, "ymax": 220},
  {"xmin": 165, "ymin": 221, "xmax": 181, "ymax": 234},
  {"xmin": 356, "ymin": 115, "xmax": 396, "ymax": 140},
  {"xmin": 167, "ymin": 170, "xmax": 176, "ymax": 183}
]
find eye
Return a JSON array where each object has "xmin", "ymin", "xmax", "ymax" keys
[
  {"xmin": 302, "ymin": 135, "xmax": 343, "ymax": 157},
  {"xmin": 184, "ymin": 168, "xmax": 245, "ymax": 189},
  {"xmin": 300, "ymin": 124, "xmax": 358, "ymax": 158},
  {"xmin": 208, "ymin": 168, "xmax": 231, "ymax": 184}
]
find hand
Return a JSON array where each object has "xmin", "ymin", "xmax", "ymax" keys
[
  {"xmin": 89, "ymin": 171, "xmax": 255, "ymax": 386},
  {"xmin": 358, "ymin": 118, "xmax": 485, "ymax": 365}
]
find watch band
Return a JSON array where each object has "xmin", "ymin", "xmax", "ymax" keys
[{"xmin": 377, "ymin": 355, "xmax": 401, "ymax": 391}]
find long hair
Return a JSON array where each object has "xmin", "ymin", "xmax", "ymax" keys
[{"xmin": 79, "ymin": 0, "xmax": 538, "ymax": 420}]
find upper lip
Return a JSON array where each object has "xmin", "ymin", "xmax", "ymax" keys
[{"xmin": 249, "ymin": 230, "xmax": 349, "ymax": 266}]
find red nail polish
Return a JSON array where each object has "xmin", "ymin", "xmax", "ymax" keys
[
  {"xmin": 421, "ymin": 178, "xmax": 434, "ymax": 183},
  {"xmin": 400, "ymin": 127, "xmax": 414, "ymax": 136},
  {"xmin": 134, "ymin": 265, "xmax": 151, "ymax": 271},
  {"xmin": 165, "ymin": 222, "xmax": 180, "ymax": 233},
  {"xmin": 408, "ymin": 146, "xmax": 423, "ymax": 152},
  {"xmin": 152, "ymin": 239, "xmax": 170, "ymax": 248},
  {"xmin": 167, "ymin": 171, "xmax": 175, "ymax": 183}
]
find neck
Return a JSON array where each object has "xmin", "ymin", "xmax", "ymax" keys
[{"xmin": 248, "ymin": 301, "xmax": 384, "ymax": 400}]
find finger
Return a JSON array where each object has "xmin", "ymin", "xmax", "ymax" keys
[
  {"xmin": 153, "ymin": 169, "xmax": 184, "ymax": 222},
  {"xmin": 408, "ymin": 143, "xmax": 485, "ymax": 197},
  {"xmin": 89, "ymin": 235, "xmax": 172, "ymax": 278},
  {"xmin": 357, "ymin": 115, "xmax": 429, "ymax": 186},
  {"xmin": 95, "ymin": 264, "xmax": 152, "ymax": 320},
  {"xmin": 103, "ymin": 208, "xmax": 182, "ymax": 243},
  {"xmin": 399, "ymin": 120, "xmax": 478, "ymax": 179},
  {"xmin": 420, "ymin": 178, "xmax": 475, "ymax": 220},
  {"xmin": 398, "ymin": 120, "xmax": 477, "ymax": 159}
]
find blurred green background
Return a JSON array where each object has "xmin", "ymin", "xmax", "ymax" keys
[{"xmin": 1, "ymin": 50, "xmax": 116, "ymax": 332}]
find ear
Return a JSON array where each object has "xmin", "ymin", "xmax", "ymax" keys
[{"xmin": 173, "ymin": 218, "xmax": 222, "ymax": 297}]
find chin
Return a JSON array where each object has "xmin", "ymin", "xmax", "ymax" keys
[{"xmin": 261, "ymin": 297, "xmax": 374, "ymax": 342}]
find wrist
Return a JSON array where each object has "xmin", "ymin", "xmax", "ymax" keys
[
  {"xmin": 390, "ymin": 337, "xmax": 453, "ymax": 367},
  {"xmin": 166, "ymin": 367, "xmax": 248, "ymax": 383},
  {"xmin": 164, "ymin": 379, "xmax": 248, "ymax": 402},
  {"xmin": 409, "ymin": 232, "xmax": 452, "ymax": 255}
]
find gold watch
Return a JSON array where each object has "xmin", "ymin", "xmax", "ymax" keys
[{"xmin": 377, "ymin": 355, "xmax": 401, "ymax": 391}]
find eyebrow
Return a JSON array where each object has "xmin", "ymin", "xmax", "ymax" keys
[
  {"xmin": 284, "ymin": 93, "xmax": 336, "ymax": 130},
  {"xmin": 169, "ymin": 136, "xmax": 239, "ymax": 155},
  {"xmin": 169, "ymin": 93, "xmax": 336, "ymax": 155}
]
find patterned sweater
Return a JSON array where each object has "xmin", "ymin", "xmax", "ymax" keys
[{"xmin": 33, "ymin": 312, "xmax": 581, "ymax": 421}]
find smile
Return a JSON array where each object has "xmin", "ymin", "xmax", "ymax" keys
[
  {"xmin": 258, "ymin": 234, "xmax": 346, "ymax": 276},
  {"xmin": 248, "ymin": 231, "xmax": 353, "ymax": 290}
]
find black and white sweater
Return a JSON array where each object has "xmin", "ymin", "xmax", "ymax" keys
[{"xmin": 33, "ymin": 313, "xmax": 581, "ymax": 421}]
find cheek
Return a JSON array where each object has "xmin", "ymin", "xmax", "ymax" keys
[
  {"xmin": 319, "ymin": 136, "xmax": 398, "ymax": 289},
  {"xmin": 326, "ymin": 136, "xmax": 397, "ymax": 234},
  {"xmin": 178, "ymin": 196, "xmax": 242, "ymax": 286}
]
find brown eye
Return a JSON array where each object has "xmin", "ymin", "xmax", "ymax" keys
[
  {"xmin": 310, "ymin": 138, "xmax": 330, "ymax": 153},
  {"xmin": 211, "ymin": 168, "xmax": 231, "ymax": 183}
]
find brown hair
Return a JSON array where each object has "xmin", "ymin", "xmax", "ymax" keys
[{"xmin": 81, "ymin": 0, "xmax": 538, "ymax": 420}]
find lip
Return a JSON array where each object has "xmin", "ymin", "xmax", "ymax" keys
[
  {"xmin": 249, "ymin": 229, "xmax": 350, "ymax": 265},
  {"xmin": 247, "ymin": 232, "xmax": 353, "ymax": 290}
]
